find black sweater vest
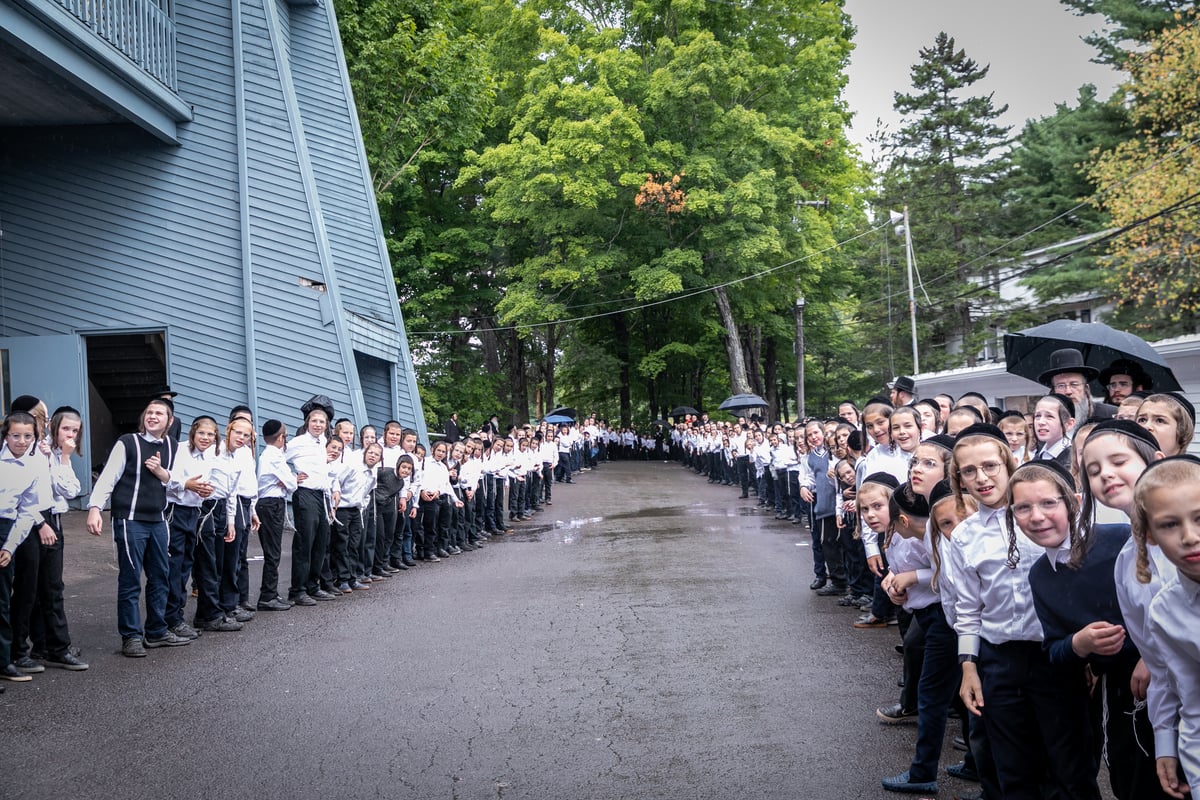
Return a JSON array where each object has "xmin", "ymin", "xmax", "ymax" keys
[{"xmin": 109, "ymin": 434, "xmax": 178, "ymax": 522}]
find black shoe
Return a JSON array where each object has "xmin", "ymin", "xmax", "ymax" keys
[
  {"xmin": 44, "ymin": 650, "xmax": 90, "ymax": 671},
  {"xmin": 323, "ymin": 585, "xmax": 343, "ymax": 596},
  {"xmin": 946, "ymin": 762, "xmax": 980, "ymax": 782},
  {"xmin": 809, "ymin": 578, "xmax": 827, "ymax": 591},
  {"xmin": 424, "ymin": 554, "xmax": 441, "ymax": 562},
  {"xmin": 402, "ymin": 557, "xmax": 417, "ymax": 566},
  {"xmin": 351, "ymin": 580, "xmax": 371, "ymax": 590},
  {"xmin": 447, "ymin": 546, "xmax": 462, "ymax": 554},
  {"xmin": 13, "ymin": 656, "xmax": 45, "ymax": 674},
  {"xmin": 144, "ymin": 630, "xmax": 192, "ymax": 647},
  {"xmin": 198, "ymin": 616, "xmax": 244, "ymax": 632},
  {"xmin": 121, "ymin": 637, "xmax": 147, "ymax": 658},
  {"xmin": 436, "ymin": 549, "xmax": 451, "ymax": 558},
  {"xmin": 371, "ymin": 569, "xmax": 391, "ymax": 579},
  {"xmin": 257, "ymin": 597, "xmax": 291, "ymax": 611},
  {"xmin": 876, "ymin": 703, "xmax": 918, "ymax": 724},
  {"xmin": 0, "ymin": 663, "xmax": 32, "ymax": 681},
  {"xmin": 292, "ymin": 594, "xmax": 318, "ymax": 606},
  {"xmin": 816, "ymin": 584, "xmax": 845, "ymax": 597},
  {"xmin": 169, "ymin": 621, "xmax": 202, "ymax": 639},
  {"xmin": 231, "ymin": 607, "xmax": 255, "ymax": 622},
  {"xmin": 310, "ymin": 589, "xmax": 336, "ymax": 601},
  {"xmin": 389, "ymin": 561, "xmax": 409, "ymax": 571}
]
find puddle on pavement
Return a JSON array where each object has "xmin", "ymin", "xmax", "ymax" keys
[{"xmin": 496, "ymin": 504, "xmax": 803, "ymax": 544}]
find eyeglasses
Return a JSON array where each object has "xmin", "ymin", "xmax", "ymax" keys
[
  {"xmin": 958, "ymin": 461, "xmax": 1004, "ymax": 480},
  {"xmin": 911, "ymin": 458, "xmax": 941, "ymax": 471},
  {"xmin": 1053, "ymin": 380, "xmax": 1085, "ymax": 391},
  {"xmin": 1011, "ymin": 497, "xmax": 1066, "ymax": 519}
]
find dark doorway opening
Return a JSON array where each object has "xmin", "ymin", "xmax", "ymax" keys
[{"xmin": 85, "ymin": 331, "xmax": 167, "ymax": 475}]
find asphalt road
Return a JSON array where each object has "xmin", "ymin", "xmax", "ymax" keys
[{"xmin": 3, "ymin": 461, "xmax": 977, "ymax": 800}]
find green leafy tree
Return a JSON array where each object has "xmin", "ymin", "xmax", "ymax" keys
[{"xmin": 1089, "ymin": 16, "xmax": 1200, "ymax": 335}]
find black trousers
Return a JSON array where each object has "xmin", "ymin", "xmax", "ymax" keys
[
  {"xmin": 255, "ymin": 497, "xmax": 285, "ymax": 604},
  {"xmin": 332, "ymin": 507, "xmax": 361, "ymax": 584},
  {"xmin": 0, "ymin": 519, "xmax": 15, "ymax": 668},
  {"xmin": 542, "ymin": 463, "xmax": 553, "ymax": 502},
  {"xmin": 11, "ymin": 514, "xmax": 71, "ymax": 659},
  {"xmin": 289, "ymin": 488, "xmax": 329, "ymax": 599},
  {"xmin": 193, "ymin": 501, "xmax": 227, "ymax": 624},
  {"xmin": 373, "ymin": 493, "xmax": 397, "ymax": 573},
  {"xmin": 234, "ymin": 497, "xmax": 252, "ymax": 606},
  {"xmin": 166, "ymin": 504, "xmax": 199, "ymax": 628},
  {"xmin": 978, "ymin": 639, "xmax": 1101, "ymax": 800}
]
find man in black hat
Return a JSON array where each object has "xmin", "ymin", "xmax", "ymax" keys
[
  {"xmin": 1098, "ymin": 358, "xmax": 1151, "ymax": 405},
  {"xmin": 1037, "ymin": 348, "xmax": 1115, "ymax": 422},
  {"xmin": 889, "ymin": 376, "xmax": 917, "ymax": 407}
]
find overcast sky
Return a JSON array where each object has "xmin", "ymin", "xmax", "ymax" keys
[{"xmin": 842, "ymin": 0, "xmax": 1125, "ymax": 159}]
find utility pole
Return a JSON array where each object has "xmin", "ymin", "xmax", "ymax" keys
[
  {"xmin": 890, "ymin": 206, "xmax": 921, "ymax": 376},
  {"xmin": 794, "ymin": 294, "xmax": 805, "ymax": 419}
]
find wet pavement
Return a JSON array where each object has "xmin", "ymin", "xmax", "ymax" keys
[{"xmin": 3, "ymin": 461, "xmax": 978, "ymax": 799}]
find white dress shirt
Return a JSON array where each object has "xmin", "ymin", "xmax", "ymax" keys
[
  {"xmin": 950, "ymin": 503, "xmax": 1046, "ymax": 657},
  {"xmin": 1146, "ymin": 573, "xmax": 1200, "ymax": 795}
]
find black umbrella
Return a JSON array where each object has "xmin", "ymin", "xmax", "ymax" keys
[
  {"xmin": 650, "ymin": 418, "xmax": 669, "ymax": 427},
  {"xmin": 547, "ymin": 406, "xmax": 577, "ymax": 420},
  {"xmin": 1003, "ymin": 320, "xmax": 1181, "ymax": 392},
  {"xmin": 669, "ymin": 405, "xmax": 700, "ymax": 418},
  {"xmin": 718, "ymin": 392, "xmax": 769, "ymax": 412}
]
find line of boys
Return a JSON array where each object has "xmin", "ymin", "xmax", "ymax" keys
[{"xmin": 1, "ymin": 394, "xmax": 599, "ymax": 674}]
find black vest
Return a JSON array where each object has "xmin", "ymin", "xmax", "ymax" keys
[{"xmin": 109, "ymin": 434, "xmax": 178, "ymax": 522}]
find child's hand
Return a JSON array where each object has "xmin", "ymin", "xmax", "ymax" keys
[
  {"xmin": 1071, "ymin": 621, "xmax": 1126, "ymax": 658},
  {"xmin": 225, "ymin": 524, "xmax": 236, "ymax": 543},
  {"xmin": 960, "ymin": 663, "xmax": 984, "ymax": 716},
  {"xmin": 296, "ymin": 472, "xmax": 309, "ymax": 482},
  {"xmin": 0, "ymin": 550, "xmax": 10, "ymax": 568},
  {"xmin": 86, "ymin": 507, "xmax": 103, "ymax": 536},
  {"xmin": 39, "ymin": 523, "xmax": 58, "ymax": 546}
]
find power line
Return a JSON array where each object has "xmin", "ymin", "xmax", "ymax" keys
[{"xmin": 407, "ymin": 220, "xmax": 890, "ymax": 336}]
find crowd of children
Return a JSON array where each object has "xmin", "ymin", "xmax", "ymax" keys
[
  {"xmin": 670, "ymin": 352, "xmax": 1198, "ymax": 800},
  {"xmin": 0, "ymin": 393, "xmax": 600, "ymax": 678}
]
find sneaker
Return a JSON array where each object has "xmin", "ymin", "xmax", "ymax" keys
[
  {"xmin": 447, "ymin": 546, "xmax": 462, "ymax": 555},
  {"xmin": 121, "ymin": 637, "xmax": 147, "ymax": 658},
  {"xmin": 854, "ymin": 614, "xmax": 890, "ymax": 629},
  {"xmin": 336, "ymin": 582, "xmax": 352, "ymax": 593},
  {"xmin": 351, "ymin": 580, "xmax": 371, "ymax": 590},
  {"xmin": 881, "ymin": 770, "xmax": 937, "ymax": 794},
  {"xmin": 436, "ymin": 549, "xmax": 451, "ymax": 558},
  {"xmin": 424, "ymin": 554, "xmax": 441, "ymax": 562},
  {"xmin": 231, "ymin": 608, "xmax": 255, "ymax": 622},
  {"xmin": 198, "ymin": 616, "xmax": 243, "ymax": 632},
  {"xmin": 144, "ymin": 630, "xmax": 192, "ymax": 648},
  {"xmin": 816, "ymin": 584, "xmax": 846, "ymax": 597},
  {"xmin": 0, "ymin": 663, "xmax": 33, "ymax": 681},
  {"xmin": 169, "ymin": 621, "xmax": 202, "ymax": 640},
  {"xmin": 13, "ymin": 655, "xmax": 45, "ymax": 674},
  {"xmin": 876, "ymin": 703, "xmax": 918, "ymax": 724},
  {"xmin": 44, "ymin": 650, "xmax": 89, "ymax": 670}
]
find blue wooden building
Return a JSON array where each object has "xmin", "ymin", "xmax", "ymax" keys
[{"xmin": 0, "ymin": 0, "xmax": 426, "ymax": 494}]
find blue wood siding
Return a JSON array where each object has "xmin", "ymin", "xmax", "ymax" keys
[{"xmin": 0, "ymin": 0, "xmax": 425, "ymax": 458}]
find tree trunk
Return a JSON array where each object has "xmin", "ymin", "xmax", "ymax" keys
[
  {"xmin": 763, "ymin": 335, "xmax": 778, "ymax": 420},
  {"xmin": 543, "ymin": 323, "xmax": 557, "ymax": 415},
  {"xmin": 478, "ymin": 318, "xmax": 502, "ymax": 375},
  {"xmin": 714, "ymin": 286, "xmax": 753, "ymax": 395},
  {"xmin": 613, "ymin": 313, "xmax": 632, "ymax": 427},
  {"xmin": 507, "ymin": 330, "xmax": 528, "ymax": 427}
]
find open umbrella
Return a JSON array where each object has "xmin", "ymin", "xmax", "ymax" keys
[
  {"xmin": 546, "ymin": 406, "xmax": 576, "ymax": 420},
  {"xmin": 1003, "ymin": 320, "xmax": 1181, "ymax": 392},
  {"xmin": 669, "ymin": 405, "xmax": 700, "ymax": 418},
  {"xmin": 650, "ymin": 419, "xmax": 669, "ymax": 427},
  {"xmin": 718, "ymin": 392, "xmax": 769, "ymax": 413},
  {"xmin": 544, "ymin": 414, "xmax": 574, "ymax": 424}
]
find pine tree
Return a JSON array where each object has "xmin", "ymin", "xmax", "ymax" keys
[
  {"xmin": 1059, "ymin": 0, "xmax": 1196, "ymax": 65},
  {"xmin": 879, "ymin": 32, "xmax": 1012, "ymax": 369}
]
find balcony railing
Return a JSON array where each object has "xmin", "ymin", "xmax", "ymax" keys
[{"xmin": 54, "ymin": 0, "xmax": 178, "ymax": 91}]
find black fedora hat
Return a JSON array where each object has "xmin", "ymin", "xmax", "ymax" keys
[
  {"xmin": 889, "ymin": 375, "xmax": 917, "ymax": 396},
  {"xmin": 151, "ymin": 385, "xmax": 178, "ymax": 398},
  {"xmin": 1098, "ymin": 358, "xmax": 1152, "ymax": 391},
  {"xmin": 300, "ymin": 394, "xmax": 335, "ymax": 422},
  {"xmin": 1036, "ymin": 348, "xmax": 1099, "ymax": 387}
]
